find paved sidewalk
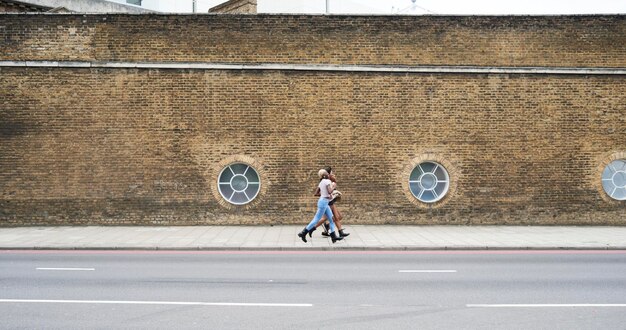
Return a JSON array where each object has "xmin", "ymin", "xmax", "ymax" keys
[{"xmin": 0, "ymin": 226, "xmax": 625, "ymax": 250}]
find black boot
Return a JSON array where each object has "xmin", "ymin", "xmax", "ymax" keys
[
  {"xmin": 330, "ymin": 232, "xmax": 343, "ymax": 243},
  {"xmin": 297, "ymin": 228, "xmax": 309, "ymax": 243},
  {"xmin": 339, "ymin": 229, "xmax": 350, "ymax": 237},
  {"xmin": 308, "ymin": 227, "xmax": 316, "ymax": 238}
]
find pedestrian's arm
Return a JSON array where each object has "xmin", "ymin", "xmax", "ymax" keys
[{"xmin": 326, "ymin": 182, "xmax": 334, "ymax": 195}]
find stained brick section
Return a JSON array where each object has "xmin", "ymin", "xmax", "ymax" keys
[
  {"xmin": 0, "ymin": 14, "xmax": 625, "ymax": 226},
  {"xmin": 0, "ymin": 14, "xmax": 624, "ymax": 67},
  {"xmin": 0, "ymin": 1, "xmax": 50, "ymax": 13}
]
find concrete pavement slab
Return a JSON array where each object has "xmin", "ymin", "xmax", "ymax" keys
[{"xmin": 0, "ymin": 226, "xmax": 625, "ymax": 250}]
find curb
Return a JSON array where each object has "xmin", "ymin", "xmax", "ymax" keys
[{"xmin": 1, "ymin": 246, "xmax": 625, "ymax": 251}]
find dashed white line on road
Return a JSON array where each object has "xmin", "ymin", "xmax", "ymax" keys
[
  {"xmin": 36, "ymin": 268, "xmax": 95, "ymax": 271},
  {"xmin": 467, "ymin": 304, "xmax": 626, "ymax": 308},
  {"xmin": 399, "ymin": 270, "xmax": 457, "ymax": 273},
  {"xmin": 0, "ymin": 299, "xmax": 312, "ymax": 307}
]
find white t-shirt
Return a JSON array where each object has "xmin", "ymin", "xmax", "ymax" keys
[{"xmin": 318, "ymin": 178, "xmax": 332, "ymax": 199}]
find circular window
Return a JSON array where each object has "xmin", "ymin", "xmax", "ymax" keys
[
  {"xmin": 409, "ymin": 162, "xmax": 449, "ymax": 203},
  {"xmin": 218, "ymin": 163, "xmax": 261, "ymax": 205},
  {"xmin": 602, "ymin": 159, "xmax": 626, "ymax": 201}
]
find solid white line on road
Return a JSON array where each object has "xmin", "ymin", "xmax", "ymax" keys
[
  {"xmin": 0, "ymin": 299, "xmax": 312, "ymax": 308},
  {"xmin": 467, "ymin": 304, "xmax": 626, "ymax": 308},
  {"xmin": 399, "ymin": 270, "xmax": 457, "ymax": 273},
  {"xmin": 36, "ymin": 268, "xmax": 95, "ymax": 271}
]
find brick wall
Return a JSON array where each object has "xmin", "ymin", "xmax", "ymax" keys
[
  {"xmin": 1, "ymin": 15, "xmax": 624, "ymax": 67},
  {"xmin": 0, "ymin": 2, "xmax": 49, "ymax": 12},
  {"xmin": 0, "ymin": 14, "xmax": 624, "ymax": 226},
  {"xmin": 0, "ymin": 4, "xmax": 21, "ymax": 12}
]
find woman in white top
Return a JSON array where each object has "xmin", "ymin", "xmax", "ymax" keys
[
  {"xmin": 297, "ymin": 169, "xmax": 343, "ymax": 243},
  {"xmin": 314, "ymin": 166, "xmax": 349, "ymax": 238}
]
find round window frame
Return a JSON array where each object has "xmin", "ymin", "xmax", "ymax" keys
[
  {"xmin": 601, "ymin": 159, "xmax": 626, "ymax": 201},
  {"xmin": 402, "ymin": 155, "xmax": 458, "ymax": 209},
  {"xmin": 409, "ymin": 161, "xmax": 450, "ymax": 203},
  {"xmin": 217, "ymin": 163, "xmax": 261, "ymax": 206}
]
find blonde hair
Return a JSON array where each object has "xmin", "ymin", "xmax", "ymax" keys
[{"xmin": 318, "ymin": 169, "xmax": 329, "ymax": 179}]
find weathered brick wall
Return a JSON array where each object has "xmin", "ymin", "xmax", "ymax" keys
[
  {"xmin": 0, "ymin": 14, "xmax": 624, "ymax": 67},
  {"xmin": 0, "ymin": 14, "xmax": 624, "ymax": 226},
  {"xmin": 0, "ymin": 3, "xmax": 47, "ymax": 12},
  {"xmin": 0, "ymin": 4, "xmax": 19, "ymax": 12}
]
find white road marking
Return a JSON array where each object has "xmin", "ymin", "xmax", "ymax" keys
[
  {"xmin": 0, "ymin": 299, "xmax": 312, "ymax": 307},
  {"xmin": 467, "ymin": 304, "xmax": 626, "ymax": 308},
  {"xmin": 36, "ymin": 268, "xmax": 95, "ymax": 271},
  {"xmin": 398, "ymin": 270, "xmax": 457, "ymax": 273}
]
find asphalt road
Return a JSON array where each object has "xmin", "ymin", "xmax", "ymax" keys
[{"xmin": 1, "ymin": 250, "xmax": 625, "ymax": 329}]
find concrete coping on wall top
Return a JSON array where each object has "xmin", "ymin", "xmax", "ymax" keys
[
  {"xmin": 1, "ymin": 61, "xmax": 625, "ymax": 75},
  {"xmin": 1, "ymin": 13, "xmax": 624, "ymax": 17}
]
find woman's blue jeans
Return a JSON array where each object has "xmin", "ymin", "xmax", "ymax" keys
[{"xmin": 305, "ymin": 197, "xmax": 336, "ymax": 233}]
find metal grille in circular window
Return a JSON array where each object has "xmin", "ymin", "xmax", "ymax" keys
[
  {"xmin": 602, "ymin": 159, "xmax": 626, "ymax": 201},
  {"xmin": 409, "ymin": 162, "xmax": 449, "ymax": 203},
  {"xmin": 218, "ymin": 163, "xmax": 260, "ymax": 205}
]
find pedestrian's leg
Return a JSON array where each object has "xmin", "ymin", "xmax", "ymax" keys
[
  {"xmin": 331, "ymin": 204, "xmax": 349, "ymax": 237},
  {"xmin": 330, "ymin": 204, "xmax": 341, "ymax": 230},
  {"xmin": 308, "ymin": 214, "xmax": 327, "ymax": 237},
  {"xmin": 312, "ymin": 215, "xmax": 330, "ymax": 237},
  {"xmin": 297, "ymin": 199, "xmax": 326, "ymax": 243},
  {"xmin": 334, "ymin": 205, "xmax": 343, "ymax": 221},
  {"xmin": 306, "ymin": 202, "xmax": 326, "ymax": 231},
  {"xmin": 326, "ymin": 206, "xmax": 336, "ymax": 233},
  {"xmin": 314, "ymin": 215, "xmax": 327, "ymax": 229},
  {"xmin": 325, "ymin": 206, "xmax": 343, "ymax": 243}
]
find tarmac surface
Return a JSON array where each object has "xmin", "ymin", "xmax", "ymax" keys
[{"xmin": 0, "ymin": 225, "xmax": 625, "ymax": 250}]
